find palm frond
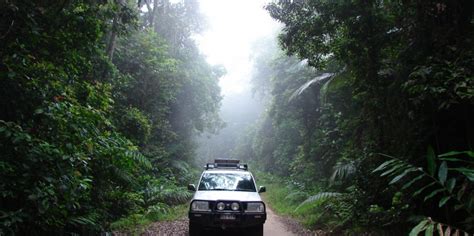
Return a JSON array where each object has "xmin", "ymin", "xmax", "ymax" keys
[
  {"xmin": 319, "ymin": 76, "xmax": 335, "ymax": 104},
  {"xmin": 289, "ymin": 73, "xmax": 334, "ymax": 101},
  {"xmin": 319, "ymin": 69, "xmax": 348, "ymax": 104}
]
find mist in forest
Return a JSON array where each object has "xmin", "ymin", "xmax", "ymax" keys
[
  {"xmin": 195, "ymin": 90, "xmax": 264, "ymax": 163},
  {"xmin": 194, "ymin": 0, "xmax": 280, "ymax": 164},
  {"xmin": 2, "ymin": 0, "xmax": 473, "ymax": 234}
]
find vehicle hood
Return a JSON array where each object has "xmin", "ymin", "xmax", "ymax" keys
[{"xmin": 193, "ymin": 191, "xmax": 262, "ymax": 202}]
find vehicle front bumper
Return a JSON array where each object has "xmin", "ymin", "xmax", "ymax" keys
[{"xmin": 188, "ymin": 211, "xmax": 266, "ymax": 229}]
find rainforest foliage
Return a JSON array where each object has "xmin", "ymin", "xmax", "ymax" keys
[
  {"xmin": 233, "ymin": 0, "xmax": 474, "ymax": 234},
  {"xmin": 0, "ymin": 0, "xmax": 221, "ymax": 234},
  {"xmin": 1, "ymin": 0, "xmax": 474, "ymax": 235}
]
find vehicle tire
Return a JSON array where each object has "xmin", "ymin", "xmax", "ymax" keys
[
  {"xmin": 250, "ymin": 224, "xmax": 263, "ymax": 236},
  {"xmin": 189, "ymin": 222, "xmax": 201, "ymax": 236}
]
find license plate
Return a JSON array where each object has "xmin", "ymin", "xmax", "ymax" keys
[{"xmin": 220, "ymin": 214, "xmax": 236, "ymax": 220}]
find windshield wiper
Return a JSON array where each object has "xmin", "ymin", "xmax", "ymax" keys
[{"xmin": 235, "ymin": 188, "xmax": 255, "ymax": 192}]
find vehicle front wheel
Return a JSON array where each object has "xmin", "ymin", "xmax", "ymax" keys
[
  {"xmin": 189, "ymin": 222, "xmax": 202, "ymax": 236},
  {"xmin": 249, "ymin": 224, "xmax": 263, "ymax": 236}
]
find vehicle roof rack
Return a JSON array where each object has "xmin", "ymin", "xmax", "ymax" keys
[{"xmin": 205, "ymin": 159, "xmax": 248, "ymax": 171}]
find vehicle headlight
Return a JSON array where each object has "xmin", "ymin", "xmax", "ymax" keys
[
  {"xmin": 231, "ymin": 202, "xmax": 240, "ymax": 211},
  {"xmin": 216, "ymin": 202, "xmax": 225, "ymax": 211},
  {"xmin": 191, "ymin": 201, "xmax": 210, "ymax": 212},
  {"xmin": 246, "ymin": 202, "xmax": 265, "ymax": 212}
]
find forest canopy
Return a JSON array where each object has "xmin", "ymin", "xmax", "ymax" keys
[
  {"xmin": 0, "ymin": 0, "xmax": 221, "ymax": 234},
  {"xmin": 230, "ymin": 0, "xmax": 474, "ymax": 234},
  {"xmin": 0, "ymin": 0, "xmax": 473, "ymax": 235}
]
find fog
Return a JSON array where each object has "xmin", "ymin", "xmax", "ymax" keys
[
  {"xmin": 195, "ymin": 90, "xmax": 265, "ymax": 164},
  {"xmin": 4, "ymin": 0, "xmax": 472, "ymax": 233},
  {"xmin": 196, "ymin": 0, "xmax": 280, "ymax": 96},
  {"xmin": 194, "ymin": 0, "xmax": 280, "ymax": 163}
]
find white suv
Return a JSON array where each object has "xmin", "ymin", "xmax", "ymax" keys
[{"xmin": 187, "ymin": 159, "xmax": 266, "ymax": 236}]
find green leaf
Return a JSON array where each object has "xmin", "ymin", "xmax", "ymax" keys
[
  {"xmin": 402, "ymin": 174, "xmax": 424, "ymax": 190},
  {"xmin": 424, "ymin": 189, "xmax": 444, "ymax": 202},
  {"xmin": 438, "ymin": 161, "xmax": 448, "ymax": 185},
  {"xmin": 450, "ymin": 168, "xmax": 474, "ymax": 181},
  {"xmin": 439, "ymin": 196, "xmax": 451, "ymax": 207},
  {"xmin": 446, "ymin": 178, "xmax": 456, "ymax": 193},
  {"xmin": 389, "ymin": 167, "xmax": 417, "ymax": 185},
  {"xmin": 125, "ymin": 150, "xmax": 152, "ymax": 169},
  {"xmin": 436, "ymin": 223, "xmax": 444, "ymax": 235},
  {"xmin": 34, "ymin": 108, "xmax": 44, "ymax": 114},
  {"xmin": 7, "ymin": 71, "xmax": 16, "ymax": 78},
  {"xmin": 425, "ymin": 223, "xmax": 434, "ymax": 236},
  {"xmin": 467, "ymin": 151, "xmax": 474, "ymax": 158},
  {"xmin": 454, "ymin": 204, "xmax": 464, "ymax": 211},
  {"xmin": 438, "ymin": 151, "xmax": 471, "ymax": 157},
  {"xmin": 296, "ymin": 192, "xmax": 342, "ymax": 210},
  {"xmin": 427, "ymin": 146, "xmax": 436, "ymax": 176},
  {"xmin": 409, "ymin": 219, "xmax": 429, "ymax": 236},
  {"xmin": 438, "ymin": 151, "xmax": 464, "ymax": 157},
  {"xmin": 413, "ymin": 182, "xmax": 436, "ymax": 197},
  {"xmin": 450, "ymin": 168, "xmax": 474, "ymax": 173},
  {"xmin": 438, "ymin": 157, "xmax": 464, "ymax": 162},
  {"xmin": 381, "ymin": 163, "xmax": 405, "ymax": 177},
  {"xmin": 372, "ymin": 159, "xmax": 397, "ymax": 173},
  {"xmin": 444, "ymin": 225, "xmax": 451, "ymax": 235}
]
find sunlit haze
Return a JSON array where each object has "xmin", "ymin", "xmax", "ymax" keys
[{"xmin": 196, "ymin": 0, "xmax": 280, "ymax": 96}]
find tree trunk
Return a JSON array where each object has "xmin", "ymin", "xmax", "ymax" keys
[
  {"xmin": 151, "ymin": 0, "xmax": 158, "ymax": 27},
  {"xmin": 105, "ymin": 0, "xmax": 124, "ymax": 61}
]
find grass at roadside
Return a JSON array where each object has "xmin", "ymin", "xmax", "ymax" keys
[
  {"xmin": 110, "ymin": 203, "xmax": 188, "ymax": 235},
  {"xmin": 255, "ymin": 172, "xmax": 327, "ymax": 229}
]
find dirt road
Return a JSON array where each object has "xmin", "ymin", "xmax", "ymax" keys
[
  {"xmin": 137, "ymin": 206, "xmax": 315, "ymax": 236},
  {"xmin": 263, "ymin": 207, "xmax": 297, "ymax": 236}
]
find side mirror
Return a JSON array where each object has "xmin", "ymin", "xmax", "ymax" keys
[
  {"xmin": 188, "ymin": 184, "xmax": 196, "ymax": 192},
  {"xmin": 258, "ymin": 186, "xmax": 266, "ymax": 193}
]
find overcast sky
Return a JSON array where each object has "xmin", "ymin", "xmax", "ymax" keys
[{"xmin": 195, "ymin": 0, "xmax": 281, "ymax": 96}]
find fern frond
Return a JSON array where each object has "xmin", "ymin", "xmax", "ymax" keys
[
  {"xmin": 68, "ymin": 212, "xmax": 99, "ymax": 228},
  {"xmin": 284, "ymin": 191, "xmax": 309, "ymax": 204},
  {"xmin": 331, "ymin": 161, "xmax": 356, "ymax": 183},
  {"xmin": 296, "ymin": 192, "xmax": 342, "ymax": 210},
  {"xmin": 125, "ymin": 150, "xmax": 152, "ymax": 169},
  {"xmin": 170, "ymin": 160, "xmax": 190, "ymax": 174},
  {"xmin": 143, "ymin": 184, "xmax": 192, "ymax": 206},
  {"xmin": 159, "ymin": 187, "xmax": 193, "ymax": 205},
  {"xmin": 110, "ymin": 165, "xmax": 135, "ymax": 185},
  {"xmin": 147, "ymin": 203, "xmax": 171, "ymax": 215}
]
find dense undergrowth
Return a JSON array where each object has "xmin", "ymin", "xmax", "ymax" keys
[
  {"xmin": 233, "ymin": 1, "xmax": 474, "ymax": 234},
  {"xmin": 259, "ymin": 172, "xmax": 404, "ymax": 235},
  {"xmin": 110, "ymin": 203, "xmax": 189, "ymax": 235},
  {"xmin": 1, "ymin": 0, "xmax": 473, "ymax": 235},
  {"xmin": 0, "ymin": 0, "xmax": 219, "ymax": 234},
  {"xmin": 258, "ymin": 173, "xmax": 317, "ymax": 227}
]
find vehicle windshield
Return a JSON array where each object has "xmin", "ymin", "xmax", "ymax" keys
[{"xmin": 198, "ymin": 172, "xmax": 256, "ymax": 192}]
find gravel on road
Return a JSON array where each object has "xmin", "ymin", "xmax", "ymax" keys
[{"xmin": 115, "ymin": 206, "xmax": 328, "ymax": 236}]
